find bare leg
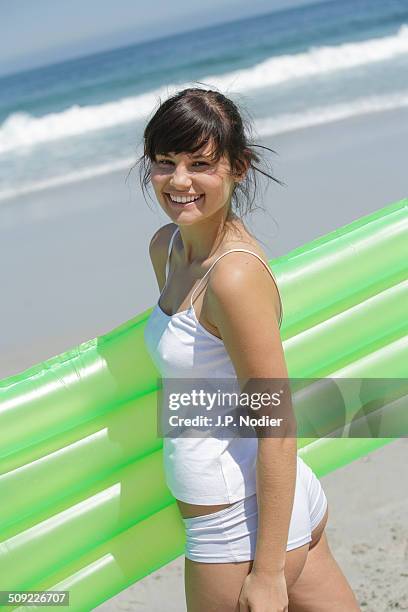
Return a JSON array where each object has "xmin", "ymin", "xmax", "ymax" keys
[
  {"xmin": 288, "ymin": 527, "xmax": 360, "ymax": 611},
  {"xmin": 184, "ymin": 542, "xmax": 309, "ymax": 612}
]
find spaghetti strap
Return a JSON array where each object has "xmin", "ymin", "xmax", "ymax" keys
[
  {"xmin": 162, "ymin": 226, "xmax": 180, "ymax": 292},
  {"xmin": 190, "ymin": 248, "xmax": 283, "ymax": 328}
]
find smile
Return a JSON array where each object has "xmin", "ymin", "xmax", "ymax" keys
[{"xmin": 165, "ymin": 193, "xmax": 204, "ymax": 207}]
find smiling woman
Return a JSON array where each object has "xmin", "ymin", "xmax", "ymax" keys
[{"xmin": 137, "ymin": 87, "xmax": 360, "ymax": 612}]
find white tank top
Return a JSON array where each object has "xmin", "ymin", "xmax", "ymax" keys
[{"xmin": 144, "ymin": 226, "xmax": 284, "ymax": 504}]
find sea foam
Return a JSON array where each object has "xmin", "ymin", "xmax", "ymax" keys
[
  {"xmin": 1, "ymin": 25, "xmax": 407, "ymax": 155},
  {"xmin": 1, "ymin": 90, "xmax": 407, "ymax": 203}
]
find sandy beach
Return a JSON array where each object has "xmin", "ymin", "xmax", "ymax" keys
[{"xmin": 1, "ymin": 108, "xmax": 407, "ymax": 610}]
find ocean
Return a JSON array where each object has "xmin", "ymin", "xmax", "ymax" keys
[{"xmin": 0, "ymin": 0, "xmax": 407, "ymax": 202}]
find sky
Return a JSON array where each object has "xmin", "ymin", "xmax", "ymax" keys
[{"xmin": 0, "ymin": 0, "xmax": 321, "ymax": 76}]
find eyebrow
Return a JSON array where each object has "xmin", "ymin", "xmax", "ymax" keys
[{"xmin": 158, "ymin": 152, "xmax": 210, "ymax": 159}]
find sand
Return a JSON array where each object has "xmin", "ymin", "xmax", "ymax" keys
[{"xmin": 1, "ymin": 108, "xmax": 407, "ymax": 610}]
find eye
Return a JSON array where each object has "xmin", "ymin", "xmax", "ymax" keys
[{"xmin": 156, "ymin": 159, "xmax": 208, "ymax": 167}]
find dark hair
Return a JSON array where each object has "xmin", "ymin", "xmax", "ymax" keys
[{"xmin": 134, "ymin": 85, "xmax": 285, "ymax": 220}]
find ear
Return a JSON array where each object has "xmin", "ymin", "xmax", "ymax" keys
[{"xmin": 233, "ymin": 157, "xmax": 250, "ymax": 183}]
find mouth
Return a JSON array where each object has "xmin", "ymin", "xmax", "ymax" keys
[{"xmin": 164, "ymin": 193, "xmax": 204, "ymax": 208}]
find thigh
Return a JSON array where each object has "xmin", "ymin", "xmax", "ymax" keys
[
  {"xmin": 288, "ymin": 528, "xmax": 360, "ymax": 611},
  {"xmin": 184, "ymin": 543, "xmax": 310, "ymax": 612},
  {"xmin": 184, "ymin": 556, "xmax": 251, "ymax": 612}
]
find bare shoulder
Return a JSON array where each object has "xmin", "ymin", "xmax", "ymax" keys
[
  {"xmin": 148, "ymin": 222, "xmax": 178, "ymax": 261},
  {"xmin": 148, "ymin": 222, "xmax": 178, "ymax": 285},
  {"xmin": 207, "ymin": 243, "xmax": 282, "ymax": 328}
]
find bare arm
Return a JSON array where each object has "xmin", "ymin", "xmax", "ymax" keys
[{"xmin": 207, "ymin": 253, "xmax": 297, "ymax": 576}]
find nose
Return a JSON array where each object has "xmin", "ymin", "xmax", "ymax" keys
[{"xmin": 169, "ymin": 163, "xmax": 192, "ymax": 189}]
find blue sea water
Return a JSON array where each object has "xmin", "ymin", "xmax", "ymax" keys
[{"xmin": 0, "ymin": 0, "xmax": 407, "ymax": 200}]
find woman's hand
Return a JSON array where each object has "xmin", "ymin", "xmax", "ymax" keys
[{"xmin": 238, "ymin": 569, "xmax": 288, "ymax": 612}]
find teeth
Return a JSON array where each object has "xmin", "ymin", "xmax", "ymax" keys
[{"xmin": 169, "ymin": 194, "xmax": 202, "ymax": 204}]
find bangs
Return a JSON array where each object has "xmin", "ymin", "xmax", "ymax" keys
[{"xmin": 145, "ymin": 107, "xmax": 227, "ymax": 164}]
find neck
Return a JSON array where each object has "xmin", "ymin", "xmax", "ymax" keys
[{"xmin": 177, "ymin": 207, "xmax": 238, "ymax": 265}]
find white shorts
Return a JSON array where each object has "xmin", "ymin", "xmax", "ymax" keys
[{"xmin": 182, "ymin": 457, "xmax": 328, "ymax": 563}]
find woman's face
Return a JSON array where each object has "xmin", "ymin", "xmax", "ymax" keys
[{"xmin": 150, "ymin": 140, "xmax": 240, "ymax": 225}]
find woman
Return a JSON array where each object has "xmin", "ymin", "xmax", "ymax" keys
[{"xmin": 141, "ymin": 88, "xmax": 360, "ymax": 612}]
